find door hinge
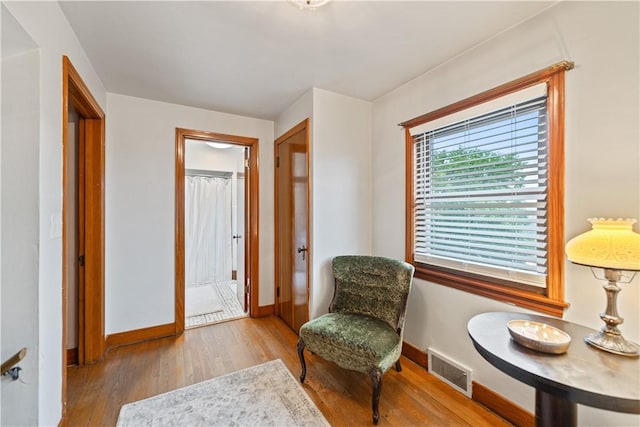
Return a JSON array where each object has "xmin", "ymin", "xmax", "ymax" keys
[
  {"xmin": 276, "ymin": 156, "xmax": 280, "ymax": 168},
  {"xmin": 244, "ymin": 159, "xmax": 249, "ymax": 168},
  {"xmin": 276, "ymin": 287, "xmax": 280, "ymax": 298},
  {"xmin": 78, "ymin": 255, "xmax": 85, "ymax": 267},
  {"xmin": 245, "ymin": 284, "xmax": 250, "ymax": 293}
]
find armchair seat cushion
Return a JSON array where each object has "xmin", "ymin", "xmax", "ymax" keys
[{"xmin": 300, "ymin": 312, "xmax": 402, "ymax": 374}]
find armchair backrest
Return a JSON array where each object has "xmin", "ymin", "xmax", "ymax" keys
[{"xmin": 330, "ymin": 256, "xmax": 415, "ymax": 332}]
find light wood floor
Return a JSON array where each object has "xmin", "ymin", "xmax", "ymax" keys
[{"xmin": 67, "ymin": 315, "xmax": 511, "ymax": 426}]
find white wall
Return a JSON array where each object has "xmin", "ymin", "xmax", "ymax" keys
[
  {"xmin": 310, "ymin": 89, "xmax": 372, "ymax": 318},
  {"xmin": 185, "ymin": 140, "xmax": 244, "ymax": 173},
  {"xmin": 371, "ymin": 2, "xmax": 639, "ymax": 426},
  {"xmin": 1, "ymin": 9, "xmax": 39, "ymax": 423},
  {"xmin": 106, "ymin": 93, "xmax": 274, "ymax": 334},
  {"xmin": 2, "ymin": 2, "xmax": 107, "ymax": 425},
  {"xmin": 275, "ymin": 89, "xmax": 313, "ymax": 140}
]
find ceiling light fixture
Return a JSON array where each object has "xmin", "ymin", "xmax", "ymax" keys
[
  {"xmin": 289, "ymin": 0, "xmax": 331, "ymax": 11},
  {"xmin": 206, "ymin": 141, "xmax": 233, "ymax": 150}
]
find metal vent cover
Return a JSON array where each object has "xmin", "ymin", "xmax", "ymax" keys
[{"xmin": 427, "ymin": 348, "xmax": 473, "ymax": 397}]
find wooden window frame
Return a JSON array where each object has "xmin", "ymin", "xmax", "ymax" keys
[{"xmin": 401, "ymin": 61, "xmax": 574, "ymax": 317}]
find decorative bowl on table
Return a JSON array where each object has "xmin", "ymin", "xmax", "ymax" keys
[{"xmin": 507, "ymin": 319, "xmax": 571, "ymax": 354}]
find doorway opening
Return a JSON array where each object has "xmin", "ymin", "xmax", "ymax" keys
[
  {"xmin": 61, "ymin": 56, "xmax": 105, "ymax": 420},
  {"xmin": 184, "ymin": 146, "xmax": 246, "ymax": 327},
  {"xmin": 175, "ymin": 128, "xmax": 259, "ymax": 334}
]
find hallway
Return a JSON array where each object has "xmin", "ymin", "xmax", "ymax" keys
[{"xmin": 66, "ymin": 316, "xmax": 509, "ymax": 427}]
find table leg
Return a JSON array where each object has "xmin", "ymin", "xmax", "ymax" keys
[{"xmin": 535, "ymin": 390, "xmax": 577, "ymax": 427}]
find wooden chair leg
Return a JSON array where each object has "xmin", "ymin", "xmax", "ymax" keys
[
  {"xmin": 395, "ymin": 359, "xmax": 402, "ymax": 372},
  {"xmin": 370, "ymin": 368, "xmax": 383, "ymax": 425},
  {"xmin": 297, "ymin": 339, "xmax": 307, "ymax": 383}
]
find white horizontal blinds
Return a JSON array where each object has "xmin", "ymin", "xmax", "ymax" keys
[{"xmin": 413, "ymin": 87, "xmax": 549, "ymax": 287}]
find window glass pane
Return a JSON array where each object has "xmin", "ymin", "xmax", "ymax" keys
[{"xmin": 414, "ymin": 96, "xmax": 548, "ymax": 287}]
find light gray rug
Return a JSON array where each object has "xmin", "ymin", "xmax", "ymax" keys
[{"xmin": 116, "ymin": 359, "xmax": 330, "ymax": 427}]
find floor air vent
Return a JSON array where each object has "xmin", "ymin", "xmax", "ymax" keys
[{"xmin": 427, "ymin": 348, "xmax": 473, "ymax": 397}]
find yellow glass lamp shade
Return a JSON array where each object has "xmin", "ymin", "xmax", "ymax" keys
[
  {"xmin": 565, "ymin": 218, "xmax": 640, "ymax": 356},
  {"xmin": 565, "ymin": 218, "xmax": 640, "ymax": 271}
]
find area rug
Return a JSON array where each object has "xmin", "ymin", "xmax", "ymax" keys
[
  {"xmin": 185, "ymin": 285, "xmax": 224, "ymax": 317},
  {"xmin": 116, "ymin": 359, "xmax": 330, "ymax": 427}
]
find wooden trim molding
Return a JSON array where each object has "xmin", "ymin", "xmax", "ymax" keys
[
  {"xmin": 66, "ymin": 348, "xmax": 78, "ymax": 367},
  {"xmin": 404, "ymin": 127, "xmax": 415, "ymax": 265},
  {"xmin": 175, "ymin": 128, "xmax": 260, "ymax": 334},
  {"xmin": 175, "ymin": 131, "xmax": 186, "ymax": 334},
  {"xmin": 401, "ymin": 341, "xmax": 428, "ymax": 370},
  {"xmin": 105, "ymin": 323, "xmax": 176, "ymax": 349},
  {"xmin": 473, "ymin": 381, "xmax": 535, "ymax": 427},
  {"xmin": 402, "ymin": 61, "xmax": 572, "ymax": 317},
  {"xmin": 61, "ymin": 55, "xmax": 105, "ymax": 425},
  {"xmin": 256, "ymin": 305, "xmax": 275, "ymax": 317},
  {"xmin": 274, "ymin": 119, "xmax": 311, "ymax": 326},
  {"xmin": 275, "ymin": 118, "xmax": 309, "ymax": 143},
  {"xmin": 414, "ymin": 268, "xmax": 568, "ymax": 318},
  {"xmin": 401, "ymin": 341, "xmax": 533, "ymax": 426},
  {"xmin": 82, "ymin": 119, "xmax": 106, "ymax": 360},
  {"xmin": 545, "ymin": 70, "xmax": 566, "ymax": 302},
  {"xmin": 399, "ymin": 61, "xmax": 574, "ymax": 128}
]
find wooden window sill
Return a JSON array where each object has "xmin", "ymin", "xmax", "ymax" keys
[{"xmin": 414, "ymin": 265, "xmax": 569, "ymax": 317}]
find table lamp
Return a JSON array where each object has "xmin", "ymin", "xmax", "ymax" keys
[{"xmin": 565, "ymin": 218, "xmax": 640, "ymax": 357}]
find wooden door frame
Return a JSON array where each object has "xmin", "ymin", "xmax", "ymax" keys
[
  {"xmin": 61, "ymin": 55, "xmax": 105, "ymax": 420},
  {"xmin": 241, "ymin": 151, "xmax": 250, "ymax": 311},
  {"xmin": 274, "ymin": 119, "xmax": 310, "ymax": 322},
  {"xmin": 175, "ymin": 128, "xmax": 259, "ymax": 334}
]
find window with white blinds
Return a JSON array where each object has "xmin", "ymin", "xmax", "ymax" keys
[{"xmin": 412, "ymin": 89, "xmax": 548, "ymax": 287}]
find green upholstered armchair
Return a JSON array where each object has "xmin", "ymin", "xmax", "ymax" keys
[{"xmin": 297, "ymin": 255, "xmax": 415, "ymax": 424}]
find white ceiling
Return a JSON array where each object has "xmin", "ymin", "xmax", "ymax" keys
[{"xmin": 59, "ymin": 1, "xmax": 556, "ymax": 120}]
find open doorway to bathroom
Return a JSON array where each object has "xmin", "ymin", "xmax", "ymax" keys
[
  {"xmin": 175, "ymin": 128, "xmax": 259, "ymax": 333},
  {"xmin": 184, "ymin": 141, "xmax": 247, "ymax": 327}
]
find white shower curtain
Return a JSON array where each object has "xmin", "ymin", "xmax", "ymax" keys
[{"xmin": 185, "ymin": 175, "xmax": 232, "ymax": 288}]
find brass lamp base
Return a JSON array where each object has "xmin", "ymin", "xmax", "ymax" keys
[
  {"xmin": 585, "ymin": 331, "xmax": 639, "ymax": 357},
  {"xmin": 586, "ymin": 268, "xmax": 640, "ymax": 358}
]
